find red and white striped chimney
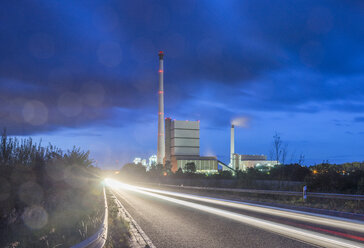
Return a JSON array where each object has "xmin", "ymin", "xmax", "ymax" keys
[{"xmin": 157, "ymin": 51, "xmax": 165, "ymax": 164}]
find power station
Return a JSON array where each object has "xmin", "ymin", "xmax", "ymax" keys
[
  {"xmin": 156, "ymin": 51, "xmax": 276, "ymax": 173},
  {"xmin": 156, "ymin": 52, "xmax": 217, "ymax": 173},
  {"xmin": 228, "ymin": 123, "xmax": 278, "ymax": 171},
  {"xmin": 165, "ymin": 118, "xmax": 217, "ymax": 173}
]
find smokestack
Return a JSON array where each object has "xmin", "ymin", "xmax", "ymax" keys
[
  {"xmin": 230, "ymin": 124, "xmax": 235, "ymax": 168},
  {"xmin": 157, "ymin": 51, "xmax": 165, "ymax": 164}
]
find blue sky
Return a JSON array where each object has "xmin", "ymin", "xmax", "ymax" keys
[{"xmin": 0, "ymin": 0, "xmax": 363, "ymax": 168}]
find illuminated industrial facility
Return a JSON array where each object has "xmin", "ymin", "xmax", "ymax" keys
[
  {"xmin": 157, "ymin": 52, "xmax": 218, "ymax": 173},
  {"xmin": 229, "ymin": 124, "xmax": 278, "ymax": 171},
  {"xmin": 164, "ymin": 118, "xmax": 218, "ymax": 173},
  {"xmin": 156, "ymin": 52, "xmax": 276, "ymax": 173},
  {"xmin": 133, "ymin": 155, "xmax": 158, "ymax": 171}
]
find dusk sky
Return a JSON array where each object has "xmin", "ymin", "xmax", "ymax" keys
[{"xmin": 0, "ymin": 0, "xmax": 363, "ymax": 168}]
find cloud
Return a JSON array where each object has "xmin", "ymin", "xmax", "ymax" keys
[
  {"xmin": 354, "ymin": 117, "xmax": 364, "ymax": 122},
  {"xmin": 0, "ymin": 75, "xmax": 159, "ymax": 135},
  {"xmin": 231, "ymin": 117, "xmax": 249, "ymax": 128},
  {"xmin": 0, "ymin": 0, "xmax": 363, "ymax": 137},
  {"xmin": 238, "ymin": 0, "xmax": 364, "ymax": 75}
]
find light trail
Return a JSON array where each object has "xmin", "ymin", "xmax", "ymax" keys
[
  {"xmin": 130, "ymin": 185, "xmax": 364, "ymax": 234},
  {"xmin": 105, "ymin": 179, "xmax": 364, "ymax": 248}
]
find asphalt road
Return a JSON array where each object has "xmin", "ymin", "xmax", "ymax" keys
[{"xmin": 107, "ymin": 180, "xmax": 364, "ymax": 248}]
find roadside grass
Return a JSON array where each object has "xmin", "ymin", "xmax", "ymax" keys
[
  {"xmin": 0, "ymin": 132, "xmax": 105, "ymax": 247},
  {"xmin": 155, "ymin": 186, "xmax": 364, "ymax": 214},
  {"xmin": 0, "ymin": 170, "xmax": 104, "ymax": 248},
  {"xmin": 227, "ymin": 191, "xmax": 364, "ymax": 214},
  {"xmin": 105, "ymin": 192, "xmax": 130, "ymax": 248}
]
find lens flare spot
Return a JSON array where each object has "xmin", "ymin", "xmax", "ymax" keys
[
  {"xmin": 22, "ymin": 206, "xmax": 48, "ymax": 229},
  {"xmin": 22, "ymin": 100, "xmax": 48, "ymax": 126}
]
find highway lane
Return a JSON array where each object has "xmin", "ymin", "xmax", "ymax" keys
[
  {"xmin": 136, "ymin": 186, "xmax": 364, "ymax": 235},
  {"xmin": 106, "ymin": 179, "xmax": 364, "ymax": 248}
]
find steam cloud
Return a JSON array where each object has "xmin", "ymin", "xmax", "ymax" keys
[{"xmin": 231, "ymin": 117, "xmax": 249, "ymax": 128}]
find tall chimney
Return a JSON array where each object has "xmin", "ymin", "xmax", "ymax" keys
[
  {"xmin": 157, "ymin": 51, "xmax": 165, "ymax": 164},
  {"xmin": 230, "ymin": 124, "xmax": 235, "ymax": 168}
]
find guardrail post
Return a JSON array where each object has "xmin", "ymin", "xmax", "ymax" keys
[{"xmin": 303, "ymin": 185, "xmax": 307, "ymax": 202}]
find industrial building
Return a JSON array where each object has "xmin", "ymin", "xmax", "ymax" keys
[
  {"xmin": 167, "ymin": 119, "xmax": 199, "ymax": 157},
  {"xmin": 231, "ymin": 154, "xmax": 279, "ymax": 171},
  {"xmin": 133, "ymin": 157, "xmax": 143, "ymax": 165},
  {"xmin": 148, "ymin": 155, "xmax": 157, "ymax": 167},
  {"xmin": 171, "ymin": 155, "xmax": 218, "ymax": 173},
  {"xmin": 133, "ymin": 155, "xmax": 158, "ymax": 171},
  {"xmin": 155, "ymin": 51, "xmax": 277, "ymax": 174},
  {"xmin": 164, "ymin": 118, "xmax": 218, "ymax": 173},
  {"xmin": 155, "ymin": 51, "xmax": 218, "ymax": 173},
  {"xmin": 229, "ymin": 125, "xmax": 279, "ymax": 171}
]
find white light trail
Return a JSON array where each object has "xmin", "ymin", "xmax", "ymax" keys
[
  {"xmin": 104, "ymin": 179, "xmax": 364, "ymax": 248},
  {"xmin": 134, "ymin": 186, "xmax": 364, "ymax": 234}
]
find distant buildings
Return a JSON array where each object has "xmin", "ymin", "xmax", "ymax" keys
[
  {"xmin": 129, "ymin": 52, "xmax": 278, "ymax": 175},
  {"xmin": 148, "ymin": 155, "xmax": 157, "ymax": 167},
  {"xmin": 133, "ymin": 155, "xmax": 155, "ymax": 170},
  {"xmin": 228, "ymin": 125, "xmax": 279, "ymax": 172},
  {"xmin": 133, "ymin": 157, "xmax": 142, "ymax": 165},
  {"xmin": 231, "ymin": 154, "xmax": 279, "ymax": 171}
]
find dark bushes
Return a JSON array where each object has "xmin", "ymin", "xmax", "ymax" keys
[{"xmin": 0, "ymin": 130, "xmax": 102, "ymax": 247}]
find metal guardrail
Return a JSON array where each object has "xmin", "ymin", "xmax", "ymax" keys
[
  {"xmin": 153, "ymin": 183, "xmax": 364, "ymax": 201},
  {"xmin": 71, "ymin": 186, "xmax": 108, "ymax": 248},
  {"xmin": 309, "ymin": 192, "xmax": 364, "ymax": 200}
]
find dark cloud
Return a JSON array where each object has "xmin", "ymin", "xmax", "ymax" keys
[
  {"xmin": 0, "ymin": 0, "xmax": 363, "ymax": 136},
  {"xmin": 0, "ymin": 74, "xmax": 159, "ymax": 135},
  {"xmin": 354, "ymin": 117, "xmax": 364, "ymax": 122},
  {"xmin": 239, "ymin": 0, "xmax": 364, "ymax": 75}
]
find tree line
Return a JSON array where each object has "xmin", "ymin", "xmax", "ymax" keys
[
  {"xmin": 118, "ymin": 132, "xmax": 364, "ymax": 194},
  {"xmin": 118, "ymin": 161, "xmax": 364, "ymax": 194}
]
